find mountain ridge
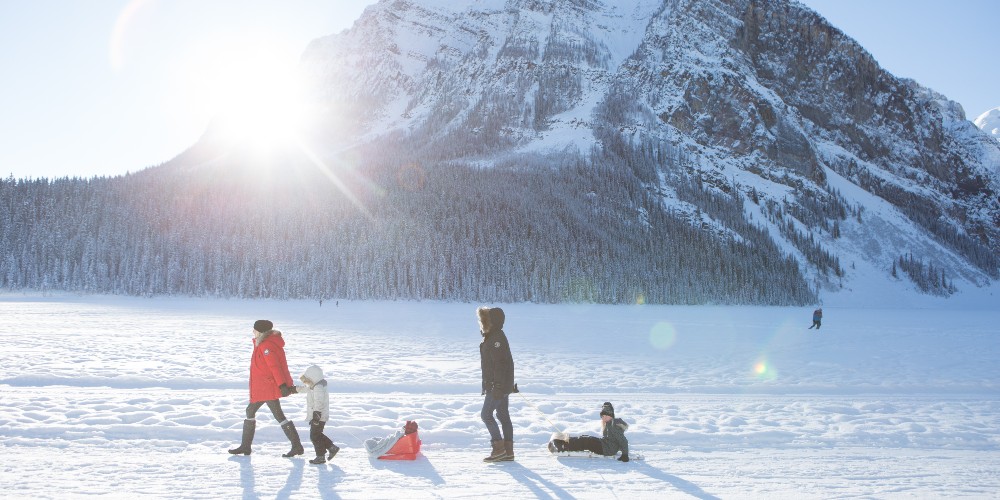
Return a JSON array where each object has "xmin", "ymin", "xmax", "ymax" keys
[{"xmin": 293, "ymin": 0, "xmax": 999, "ymax": 287}]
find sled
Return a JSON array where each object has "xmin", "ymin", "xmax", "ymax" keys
[
  {"xmin": 548, "ymin": 445, "xmax": 643, "ymax": 461},
  {"xmin": 550, "ymin": 451, "xmax": 643, "ymax": 461},
  {"xmin": 378, "ymin": 432, "xmax": 421, "ymax": 460}
]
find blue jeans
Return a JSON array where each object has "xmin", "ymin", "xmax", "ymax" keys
[{"xmin": 481, "ymin": 393, "xmax": 512, "ymax": 442}]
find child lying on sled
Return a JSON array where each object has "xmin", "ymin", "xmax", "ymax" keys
[{"xmin": 547, "ymin": 401, "xmax": 630, "ymax": 462}]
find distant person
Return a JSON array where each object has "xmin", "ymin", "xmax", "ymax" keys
[
  {"xmin": 294, "ymin": 364, "xmax": 340, "ymax": 464},
  {"xmin": 228, "ymin": 319, "xmax": 305, "ymax": 457},
  {"xmin": 547, "ymin": 402, "xmax": 630, "ymax": 462},
  {"xmin": 808, "ymin": 308, "xmax": 823, "ymax": 329},
  {"xmin": 478, "ymin": 306, "xmax": 517, "ymax": 462}
]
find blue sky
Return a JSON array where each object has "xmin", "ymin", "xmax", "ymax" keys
[{"xmin": 0, "ymin": 0, "xmax": 996, "ymax": 180}]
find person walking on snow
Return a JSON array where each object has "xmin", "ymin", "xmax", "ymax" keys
[
  {"xmin": 478, "ymin": 306, "xmax": 516, "ymax": 462},
  {"xmin": 548, "ymin": 402, "xmax": 630, "ymax": 462},
  {"xmin": 809, "ymin": 308, "xmax": 823, "ymax": 329},
  {"xmin": 294, "ymin": 364, "xmax": 340, "ymax": 464},
  {"xmin": 228, "ymin": 319, "xmax": 305, "ymax": 457}
]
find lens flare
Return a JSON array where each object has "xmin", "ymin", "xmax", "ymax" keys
[
  {"xmin": 110, "ymin": 0, "xmax": 153, "ymax": 72},
  {"xmin": 649, "ymin": 322, "xmax": 677, "ymax": 350},
  {"xmin": 397, "ymin": 163, "xmax": 427, "ymax": 191},
  {"xmin": 753, "ymin": 358, "xmax": 777, "ymax": 380}
]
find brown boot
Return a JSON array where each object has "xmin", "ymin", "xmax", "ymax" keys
[
  {"xmin": 483, "ymin": 439, "xmax": 506, "ymax": 462},
  {"xmin": 499, "ymin": 440, "xmax": 514, "ymax": 461}
]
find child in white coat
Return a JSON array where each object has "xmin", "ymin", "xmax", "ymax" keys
[{"xmin": 295, "ymin": 365, "xmax": 340, "ymax": 464}]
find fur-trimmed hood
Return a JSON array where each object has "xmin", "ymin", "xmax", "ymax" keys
[
  {"xmin": 606, "ymin": 417, "xmax": 629, "ymax": 432},
  {"xmin": 613, "ymin": 417, "xmax": 629, "ymax": 432},
  {"xmin": 300, "ymin": 364, "xmax": 325, "ymax": 387},
  {"xmin": 254, "ymin": 329, "xmax": 282, "ymax": 346}
]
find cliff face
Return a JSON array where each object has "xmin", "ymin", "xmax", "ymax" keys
[{"xmin": 292, "ymin": 0, "xmax": 999, "ymax": 287}]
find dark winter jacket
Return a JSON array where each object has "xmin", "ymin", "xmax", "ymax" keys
[
  {"xmin": 813, "ymin": 309, "xmax": 823, "ymax": 321},
  {"xmin": 480, "ymin": 329, "xmax": 515, "ymax": 398},
  {"xmin": 601, "ymin": 418, "xmax": 629, "ymax": 457},
  {"xmin": 249, "ymin": 331, "xmax": 294, "ymax": 403}
]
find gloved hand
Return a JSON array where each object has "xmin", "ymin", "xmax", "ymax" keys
[
  {"xmin": 311, "ymin": 411, "xmax": 322, "ymax": 424},
  {"xmin": 618, "ymin": 453, "xmax": 630, "ymax": 462},
  {"xmin": 279, "ymin": 384, "xmax": 296, "ymax": 397}
]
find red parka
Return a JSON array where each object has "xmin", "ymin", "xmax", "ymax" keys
[{"xmin": 249, "ymin": 331, "xmax": 295, "ymax": 403}]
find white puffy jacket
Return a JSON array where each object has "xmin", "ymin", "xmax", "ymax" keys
[{"xmin": 295, "ymin": 364, "xmax": 330, "ymax": 422}]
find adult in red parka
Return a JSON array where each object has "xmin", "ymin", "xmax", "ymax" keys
[{"xmin": 228, "ymin": 319, "xmax": 304, "ymax": 457}]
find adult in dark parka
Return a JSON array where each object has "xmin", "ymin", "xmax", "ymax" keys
[{"xmin": 478, "ymin": 306, "xmax": 516, "ymax": 462}]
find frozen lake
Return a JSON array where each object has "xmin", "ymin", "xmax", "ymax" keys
[{"xmin": 1, "ymin": 294, "xmax": 998, "ymax": 498}]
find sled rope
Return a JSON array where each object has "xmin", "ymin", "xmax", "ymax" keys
[
  {"xmin": 516, "ymin": 391, "xmax": 565, "ymax": 435},
  {"xmin": 339, "ymin": 427, "xmax": 367, "ymax": 446}
]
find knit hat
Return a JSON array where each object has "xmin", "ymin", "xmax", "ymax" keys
[
  {"xmin": 253, "ymin": 319, "xmax": 273, "ymax": 333},
  {"xmin": 600, "ymin": 402, "xmax": 615, "ymax": 418}
]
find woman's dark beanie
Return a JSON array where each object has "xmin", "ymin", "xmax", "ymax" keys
[
  {"xmin": 600, "ymin": 402, "xmax": 615, "ymax": 418},
  {"xmin": 253, "ymin": 319, "xmax": 273, "ymax": 333}
]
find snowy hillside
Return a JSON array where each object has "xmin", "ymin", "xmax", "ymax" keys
[
  {"xmin": 1, "ymin": 294, "xmax": 998, "ymax": 498},
  {"xmin": 294, "ymin": 0, "xmax": 1000, "ymax": 300}
]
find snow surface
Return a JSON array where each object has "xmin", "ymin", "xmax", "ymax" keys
[
  {"xmin": 975, "ymin": 107, "xmax": 1000, "ymax": 142},
  {"xmin": 2, "ymin": 293, "xmax": 998, "ymax": 499}
]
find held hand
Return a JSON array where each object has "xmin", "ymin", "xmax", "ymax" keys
[{"xmin": 279, "ymin": 384, "xmax": 296, "ymax": 397}]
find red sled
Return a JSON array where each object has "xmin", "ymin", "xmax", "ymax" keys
[{"xmin": 378, "ymin": 432, "xmax": 422, "ymax": 460}]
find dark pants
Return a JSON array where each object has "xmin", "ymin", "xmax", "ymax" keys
[
  {"xmin": 309, "ymin": 421, "xmax": 334, "ymax": 456},
  {"xmin": 560, "ymin": 435, "xmax": 605, "ymax": 455},
  {"xmin": 481, "ymin": 393, "xmax": 512, "ymax": 442},
  {"xmin": 809, "ymin": 320, "xmax": 822, "ymax": 329},
  {"xmin": 245, "ymin": 400, "xmax": 287, "ymax": 422}
]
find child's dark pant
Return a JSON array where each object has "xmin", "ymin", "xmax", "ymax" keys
[{"xmin": 310, "ymin": 421, "xmax": 334, "ymax": 455}]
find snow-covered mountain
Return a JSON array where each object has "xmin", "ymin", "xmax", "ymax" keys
[
  {"xmin": 976, "ymin": 107, "xmax": 1000, "ymax": 143},
  {"xmin": 2, "ymin": 0, "xmax": 998, "ymax": 305},
  {"xmin": 292, "ymin": 0, "xmax": 1000, "ymax": 296}
]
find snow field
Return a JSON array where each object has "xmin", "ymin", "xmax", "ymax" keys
[{"xmin": 1, "ymin": 294, "xmax": 998, "ymax": 498}]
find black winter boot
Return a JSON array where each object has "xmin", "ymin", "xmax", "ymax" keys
[
  {"xmin": 228, "ymin": 419, "xmax": 256, "ymax": 455},
  {"xmin": 327, "ymin": 443, "xmax": 340, "ymax": 460},
  {"xmin": 309, "ymin": 454, "xmax": 326, "ymax": 464},
  {"xmin": 281, "ymin": 421, "xmax": 305, "ymax": 457}
]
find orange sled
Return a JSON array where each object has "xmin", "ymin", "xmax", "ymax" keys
[{"xmin": 378, "ymin": 432, "xmax": 421, "ymax": 460}]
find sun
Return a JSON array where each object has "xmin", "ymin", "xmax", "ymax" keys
[{"xmin": 183, "ymin": 37, "xmax": 312, "ymax": 159}]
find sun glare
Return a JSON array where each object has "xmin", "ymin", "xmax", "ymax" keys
[{"xmin": 184, "ymin": 38, "xmax": 311, "ymax": 159}]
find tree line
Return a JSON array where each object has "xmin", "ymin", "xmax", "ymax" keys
[{"xmin": 1, "ymin": 142, "xmax": 819, "ymax": 305}]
